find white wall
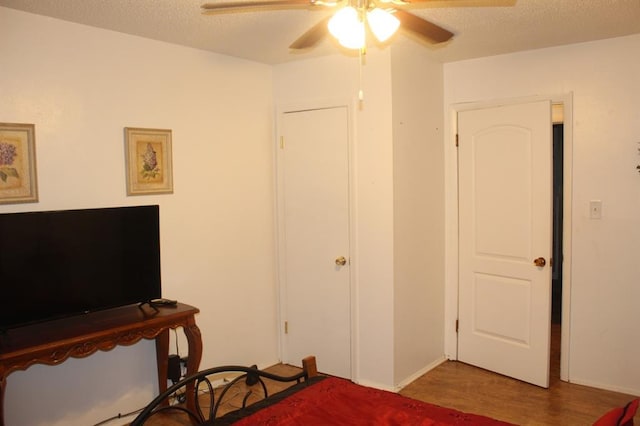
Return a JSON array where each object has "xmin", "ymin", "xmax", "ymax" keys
[
  {"xmin": 10, "ymin": 7, "xmax": 635, "ymax": 423},
  {"xmin": 273, "ymin": 43, "xmax": 448, "ymax": 390},
  {"xmin": 391, "ymin": 41, "xmax": 446, "ymax": 387},
  {"xmin": 444, "ymin": 35, "xmax": 640, "ymax": 395},
  {"xmin": 1, "ymin": 8, "xmax": 278, "ymax": 425},
  {"xmin": 273, "ymin": 51, "xmax": 397, "ymax": 389}
]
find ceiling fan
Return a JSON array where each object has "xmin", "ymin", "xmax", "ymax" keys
[{"xmin": 201, "ymin": 0, "xmax": 515, "ymax": 51}]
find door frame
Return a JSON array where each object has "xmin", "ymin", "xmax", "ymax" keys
[
  {"xmin": 274, "ymin": 98, "xmax": 358, "ymax": 379},
  {"xmin": 444, "ymin": 94, "xmax": 573, "ymax": 382}
]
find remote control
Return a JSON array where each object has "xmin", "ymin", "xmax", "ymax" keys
[{"xmin": 150, "ymin": 298, "xmax": 178, "ymax": 306}]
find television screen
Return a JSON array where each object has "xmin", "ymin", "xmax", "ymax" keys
[{"xmin": 0, "ymin": 205, "xmax": 162, "ymax": 330}]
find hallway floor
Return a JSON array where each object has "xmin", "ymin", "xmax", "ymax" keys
[
  {"xmin": 399, "ymin": 324, "xmax": 638, "ymax": 425},
  {"xmin": 399, "ymin": 359, "xmax": 638, "ymax": 425}
]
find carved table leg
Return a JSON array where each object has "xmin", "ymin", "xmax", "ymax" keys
[
  {"xmin": 183, "ymin": 319, "xmax": 202, "ymax": 376},
  {"xmin": 183, "ymin": 318, "xmax": 202, "ymax": 418}
]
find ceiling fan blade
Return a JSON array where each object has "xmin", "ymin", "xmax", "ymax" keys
[
  {"xmin": 393, "ymin": 10, "xmax": 454, "ymax": 43},
  {"xmin": 202, "ymin": 0, "xmax": 313, "ymax": 13},
  {"xmin": 289, "ymin": 16, "xmax": 331, "ymax": 49}
]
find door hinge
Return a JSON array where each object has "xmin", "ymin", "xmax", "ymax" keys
[
  {"xmin": 280, "ymin": 136, "xmax": 285, "ymax": 149},
  {"xmin": 455, "ymin": 134, "xmax": 459, "ymax": 147},
  {"xmin": 284, "ymin": 321, "xmax": 288, "ymax": 334},
  {"xmin": 455, "ymin": 319, "xmax": 459, "ymax": 333}
]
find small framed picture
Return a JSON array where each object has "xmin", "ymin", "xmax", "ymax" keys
[
  {"xmin": 0, "ymin": 122, "xmax": 38, "ymax": 204},
  {"xmin": 124, "ymin": 127, "xmax": 173, "ymax": 195}
]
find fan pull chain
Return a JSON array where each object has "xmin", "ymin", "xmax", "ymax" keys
[{"xmin": 358, "ymin": 46, "xmax": 365, "ymax": 102}]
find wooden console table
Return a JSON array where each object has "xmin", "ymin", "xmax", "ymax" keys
[{"xmin": 0, "ymin": 302, "xmax": 202, "ymax": 426}]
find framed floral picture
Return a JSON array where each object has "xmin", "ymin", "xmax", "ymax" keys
[
  {"xmin": 124, "ymin": 127, "xmax": 173, "ymax": 195},
  {"xmin": 0, "ymin": 123, "xmax": 38, "ymax": 204}
]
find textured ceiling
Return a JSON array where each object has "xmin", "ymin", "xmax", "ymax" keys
[{"xmin": 1, "ymin": 0, "xmax": 640, "ymax": 64}]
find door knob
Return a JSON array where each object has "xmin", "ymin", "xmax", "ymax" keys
[
  {"xmin": 533, "ymin": 257, "xmax": 546, "ymax": 267},
  {"xmin": 335, "ymin": 256, "xmax": 347, "ymax": 266}
]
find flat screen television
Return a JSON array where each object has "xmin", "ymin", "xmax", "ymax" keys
[{"xmin": 0, "ymin": 205, "xmax": 162, "ymax": 330}]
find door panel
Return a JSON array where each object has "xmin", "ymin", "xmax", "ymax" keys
[
  {"xmin": 473, "ymin": 126, "xmax": 532, "ymax": 260},
  {"xmin": 458, "ymin": 100, "xmax": 552, "ymax": 388},
  {"xmin": 279, "ymin": 106, "xmax": 351, "ymax": 378}
]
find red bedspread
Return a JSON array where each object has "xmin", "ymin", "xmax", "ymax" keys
[{"xmin": 232, "ymin": 377, "xmax": 514, "ymax": 425}]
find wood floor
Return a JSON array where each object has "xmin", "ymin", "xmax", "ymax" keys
[
  {"xmin": 272, "ymin": 323, "xmax": 639, "ymax": 425},
  {"xmin": 399, "ymin": 360, "xmax": 638, "ymax": 425},
  {"xmin": 138, "ymin": 325, "xmax": 639, "ymax": 425},
  {"xmin": 399, "ymin": 325, "xmax": 639, "ymax": 425}
]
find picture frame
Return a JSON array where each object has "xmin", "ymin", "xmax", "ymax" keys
[
  {"xmin": 0, "ymin": 122, "xmax": 38, "ymax": 204},
  {"xmin": 124, "ymin": 127, "xmax": 173, "ymax": 195}
]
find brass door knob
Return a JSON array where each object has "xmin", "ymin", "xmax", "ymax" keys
[
  {"xmin": 335, "ymin": 256, "xmax": 347, "ymax": 266},
  {"xmin": 533, "ymin": 257, "xmax": 546, "ymax": 267}
]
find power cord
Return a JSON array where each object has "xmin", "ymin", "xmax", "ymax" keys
[{"xmin": 93, "ymin": 330, "xmax": 188, "ymax": 425}]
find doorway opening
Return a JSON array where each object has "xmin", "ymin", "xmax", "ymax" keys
[
  {"xmin": 550, "ymin": 107, "xmax": 564, "ymax": 382},
  {"xmin": 450, "ymin": 97, "xmax": 573, "ymax": 386}
]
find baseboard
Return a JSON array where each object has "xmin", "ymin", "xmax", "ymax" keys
[
  {"xmin": 568, "ymin": 377, "xmax": 640, "ymax": 397},
  {"xmin": 349, "ymin": 356, "xmax": 448, "ymax": 393},
  {"xmin": 394, "ymin": 356, "xmax": 448, "ymax": 392}
]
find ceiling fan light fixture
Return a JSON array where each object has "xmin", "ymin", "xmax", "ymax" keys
[
  {"xmin": 328, "ymin": 6, "xmax": 365, "ymax": 49},
  {"xmin": 328, "ymin": 6, "xmax": 358, "ymax": 38},
  {"xmin": 367, "ymin": 8, "xmax": 399, "ymax": 42},
  {"xmin": 337, "ymin": 20, "xmax": 365, "ymax": 49}
]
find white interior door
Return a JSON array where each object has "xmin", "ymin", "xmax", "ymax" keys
[
  {"xmin": 278, "ymin": 106, "xmax": 351, "ymax": 378},
  {"xmin": 457, "ymin": 100, "xmax": 552, "ymax": 388}
]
